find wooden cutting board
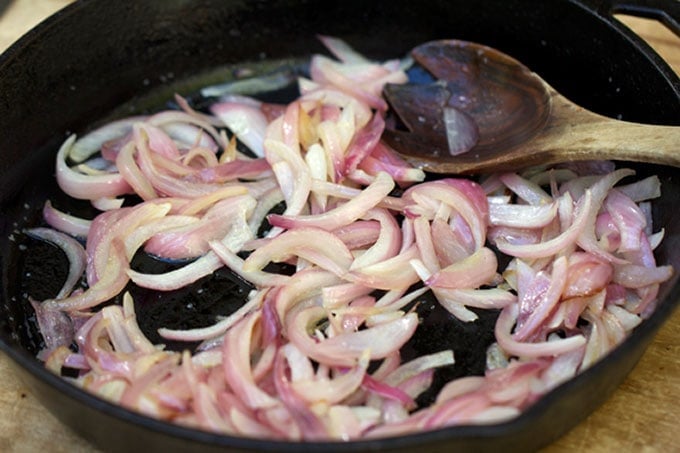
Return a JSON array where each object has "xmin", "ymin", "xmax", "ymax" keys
[{"xmin": 0, "ymin": 2, "xmax": 679, "ymax": 452}]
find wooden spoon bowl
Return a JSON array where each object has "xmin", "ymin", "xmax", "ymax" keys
[{"xmin": 383, "ymin": 40, "xmax": 680, "ymax": 174}]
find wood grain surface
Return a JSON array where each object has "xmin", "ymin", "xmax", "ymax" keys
[{"xmin": 0, "ymin": 2, "xmax": 678, "ymax": 452}]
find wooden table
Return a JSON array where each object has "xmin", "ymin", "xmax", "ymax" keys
[{"xmin": 1, "ymin": 2, "xmax": 679, "ymax": 452}]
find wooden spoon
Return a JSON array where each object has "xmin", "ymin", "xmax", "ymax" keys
[{"xmin": 382, "ymin": 40, "xmax": 680, "ymax": 174}]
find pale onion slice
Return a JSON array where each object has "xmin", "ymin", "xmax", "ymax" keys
[
  {"xmin": 222, "ymin": 311, "xmax": 279, "ymax": 409},
  {"xmin": 287, "ymin": 307, "xmax": 418, "ymax": 367},
  {"xmin": 56, "ymin": 135, "xmax": 133, "ymax": 200},
  {"xmin": 488, "ymin": 201, "xmax": 558, "ymax": 228},
  {"xmin": 264, "ymin": 138, "xmax": 312, "ymax": 217},
  {"xmin": 495, "ymin": 303, "xmax": 586, "ymax": 359},
  {"xmin": 495, "ymin": 190, "xmax": 592, "ymax": 259},
  {"xmin": 158, "ymin": 289, "xmax": 265, "ymax": 342},
  {"xmin": 211, "ymin": 100, "xmax": 268, "ymax": 157},
  {"xmin": 513, "ymin": 256, "xmax": 568, "ymax": 341},
  {"xmin": 310, "ymin": 55, "xmax": 389, "ymax": 111},
  {"xmin": 426, "ymin": 247, "xmax": 498, "ymax": 290},
  {"xmin": 69, "ymin": 116, "xmax": 146, "ymax": 163},
  {"xmin": 318, "ymin": 35, "xmax": 372, "ymax": 64},
  {"xmin": 349, "ymin": 209, "xmax": 402, "ymax": 270},
  {"xmin": 44, "ymin": 240, "xmax": 130, "ymax": 311},
  {"xmin": 613, "ymin": 263, "xmax": 674, "ymax": 288},
  {"xmin": 289, "ymin": 348, "xmax": 369, "ymax": 405},
  {"xmin": 499, "ymin": 173, "xmax": 552, "ymax": 205},
  {"xmin": 617, "ymin": 175, "xmax": 661, "ymax": 202},
  {"xmin": 604, "ymin": 189, "xmax": 647, "ymax": 253},
  {"xmin": 129, "ymin": 212, "xmax": 255, "ymax": 291},
  {"xmin": 269, "ymin": 171, "xmax": 395, "ymax": 231},
  {"xmin": 349, "ymin": 244, "xmax": 420, "ymax": 290},
  {"xmin": 243, "ymin": 227, "xmax": 353, "ymax": 277},
  {"xmin": 209, "ymin": 240, "xmax": 290, "ymax": 288},
  {"xmin": 272, "ymin": 268, "xmax": 342, "ymax": 323},
  {"xmin": 42, "ymin": 200, "xmax": 91, "ymax": 238}
]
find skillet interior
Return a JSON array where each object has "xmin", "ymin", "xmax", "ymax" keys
[{"xmin": 1, "ymin": 0, "xmax": 679, "ymax": 451}]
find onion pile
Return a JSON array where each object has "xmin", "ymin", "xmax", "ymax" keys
[{"xmin": 24, "ymin": 37, "xmax": 672, "ymax": 441}]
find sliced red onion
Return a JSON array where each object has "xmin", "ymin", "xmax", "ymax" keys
[
  {"xmin": 612, "ymin": 263, "xmax": 674, "ymax": 288},
  {"xmin": 379, "ymin": 351, "xmax": 454, "ymax": 393},
  {"xmin": 165, "ymin": 122, "xmax": 219, "ymax": 153},
  {"xmin": 576, "ymin": 169, "xmax": 635, "ymax": 264},
  {"xmin": 29, "ymin": 298, "xmax": 74, "ymax": 353},
  {"xmin": 422, "ymin": 392, "xmax": 491, "ymax": 429},
  {"xmin": 243, "ymin": 227, "xmax": 353, "ymax": 277},
  {"xmin": 310, "ymin": 55, "xmax": 389, "ymax": 111},
  {"xmin": 115, "ymin": 139, "xmax": 158, "ymax": 200},
  {"xmin": 44, "ymin": 240, "xmax": 130, "ymax": 311},
  {"xmin": 436, "ymin": 376, "xmax": 485, "ymax": 404},
  {"xmin": 495, "ymin": 190, "xmax": 592, "ymax": 259},
  {"xmin": 404, "ymin": 178, "xmax": 488, "ymax": 250},
  {"xmin": 290, "ymin": 350, "xmax": 369, "ymax": 405},
  {"xmin": 604, "ymin": 189, "xmax": 647, "ymax": 253},
  {"xmin": 24, "ymin": 227, "xmax": 87, "ymax": 299},
  {"xmin": 488, "ymin": 201, "xmax": 558, "ymax": 228},
  {"xmin": 144, "ymin": 123, "xmax": 181, "ymax": 158},
  {"xmin": 426, "ymin": 247, "xmax": 498, "ymax": 290},
  {"xmin": 435, "ymin": 288, "xmax": 516, "ymax": 311},
  {"xmin": 513, "ymin": 256, "xmax": 568, "ymax": 341},
  {"xmin": 147, "ymin": 110, "xmax": 224, "ymax": 149},
  {"xmin": 42, "ymin": 200, "xmax": 91, "ymax": 238},
  {"xmin": 211, "ymin": 100, "xmax": 269, "ymax": 157},
  {"xmin": 133, "ymin": 125, "xmax": 224, "ymax": 198},
  {"xmin": 563, "ymin": 252, "xmax": 613, "ymax": 299},
  {"xmin": 269, "ymin": 171, "xmax": 395, "ymax": 231},
  {"xmin": 310, "ymin": 178, "xmax": 407, "ymax": 212},
  {"xmin": 538, "ymin": 343, "xmax": 585, "ymax": 392},
  {"xmin": 333, "ymin": 220, "xmax": 381, "ymax": 250},
  {"xmin": 344, "ymin": 113, "xmax": 385, "ymax": 175},
  {"xmin": 88, "ymin": 202, "xmax": 172, "ymax": 284},
  {"xmin": 316, "ymin": 114, "xmax": 353, "ymax": 181},
  {"xmin": 349, "ymin": 209, "xmax": 402, "ymax": 270},
  {"xmin": 444, "ymin": 107, "xmax": 479, "ymax": 156},
  {"xmin": 92, "ymin": 196, "xmax": 125, "ymax": 211},
  {"xmin": 201, "ymin": 70, "xmax": 296, "ymax": 99},
  {"xmin": 431, "ymin": 218, "xmax": 474, "ymax": 265},
  {"xmin": 159, "ymin": 289, "xmax": 264, "ymax": 342},
  {"xmin": 209, "ymin": 241, "xmax": 289, "ymax": 288},
  {"xmin": 145, "ymin": 195, "xmax": 256, "ymax": 260},
  {"xmin": 272, "ymin": 268, "xmax": 342, "ymax": 322},
  {"xmin": 495, "ymin": 303, "xmax": 586, "ymax": 359},
  {"xmin": 56, "ymin": 135, "xmax": 133, "ymax": 200},
  {"xmin": 413, "ymin": 216, "xmax": 439, "ymax": 274},
  {"xmin": 264, "ymin": 138, "xmax": 312, "ymax": 217},
  {"xmin": 363, "ymin": 374, "xmax": 416, "ymax": 408},
  {"xmin": 222, "ymin": 311, "xmax": 279, "ymax": 409},
  {"xmin": 318, "ymin": 35, "xmax": 371, "ymax": 64},
  {"xmin": 499, "ymin": 173, "xmax": 552, "ymax": 205},
  {"xmin": 69, "ymin": 116, "xmax": 146, "ymax": 163},
  {"xmin": 196, "ymin": 158, "xmax": 271, "ymax": 183},
  {"xmin": 349, "ymin": 244, "xmax": 421, "ymax": 290},
  {"xmin": 357, "ymin": 153, "xmax": 425, "ymax": 185},
  {"xmin": 617, "ymin": 174, "xmax": 661, "ymax": 202},
  {"xmin": 129, "ymin": 209, "xmax": 255, "ymax": 291},
  {"xmin": 287, "ymin": 307, "xmax": 418, "ymax": 367}
]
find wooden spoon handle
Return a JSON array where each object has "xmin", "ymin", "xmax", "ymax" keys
[{"xmin": 533, "ymin": 92, "xmax": 680, "ymax": 167}]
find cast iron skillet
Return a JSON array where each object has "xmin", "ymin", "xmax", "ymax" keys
[{"xmin": 1, "ymin": 0, "xmax": 679, "ymax": 451}]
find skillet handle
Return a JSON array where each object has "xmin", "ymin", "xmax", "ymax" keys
[
  {"xmin": 585, "ymin": 0, "xmax": 680, "ymax": 36},
  {"xmin": 610, "ymin": 0, "xmax": 680, "ymax": 35}
]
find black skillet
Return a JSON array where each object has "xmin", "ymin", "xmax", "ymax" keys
[{"xmin": 1, "ymin": 0, "xmax": 679, "ymax": 451}]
